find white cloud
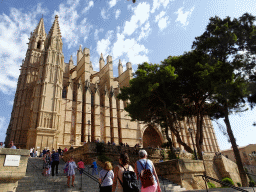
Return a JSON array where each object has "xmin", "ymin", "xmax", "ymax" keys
[
  {"xmin": 54, "ymin": 1, "xmax": 93, "ymax": 48},
  {"xmin": 94, "ymin": 28, "xmax": 104, "ymax": 41},
  {"xmin": 8, "ymin": 100, "xmax": 14, "ymax": 106},
  {"xmin": 82, "ymin": 1, "xmax": 94, "ymax": 14},
  {"xmin": 138, "ymin": 22, "xmax": 151, "ymax": 41},
  {"xmin": 115, "ymin": 9, "xmax": 121, "ymax": 19},
  {"xmin": 175, "ymin": 6, "xmax": 195, "ymax": 27},
  {"xmin": 123, "ymin": 2, "xmax": 150, "ymax": 36},
  {"xmin": 101, "ymin": 8, "xmax": 109, "ymax": 19},
  {"xmin": 0, "ymin": 4, "xmax": 47, "ymax": 94},
  {"xmin": 0, "ymin": 116, "xmax": 6, "ymax": 133},
  {"xmin": 151, "ymin": 0, "xmax": 171, "ymax": 13},
  {"xmin": 155, "ymin": 11, "xmax": 169, "ymax": 30},
  {"xmin": 96, "ymin": 30, "xmax": 114, "ymax": 57},
  {"xmin": 109, "ymin": 0, "xmax": 119, "ymax": 8},
  {"xmin": 112, "ymin": 33, "xmax": 149, "ymax": 65}
]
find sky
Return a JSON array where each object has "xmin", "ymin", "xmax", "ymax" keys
[{"xmin": 0, "ymin": 0, "xmax": 255, "ymax": 150}]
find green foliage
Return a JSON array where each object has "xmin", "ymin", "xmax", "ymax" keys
[
  {"xmin": 207, "ymin": 182, "xmax": 216, "ymax": 188},
  {"xmin": 160, "ymin": 149, "xmax": 166, "ymax": 160},
  {"xmin": 96, "ymin": 142, "xmax": 105, "ymax": 154},
  {"xmin": 249, "ymin": 180, "xmax": 255, "ymax": 187},
  {"xmin": 168, "ymin": 151, "xmax": 178, "ymax": 160},
  {"xmin": 97, "ymin": 154, "xmax": 112, "ymax": 163},
  {"xmin": 221, "ymin": 177, "xmax": 234, "ymax": 187},
  {"xmin": 237, "ymin": 182, "xmax": 241, "ymax": 187}
]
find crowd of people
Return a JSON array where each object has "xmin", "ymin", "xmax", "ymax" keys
[{"xmin": 1, "ymin": 140, "xmax": 162, "ymax": 191}]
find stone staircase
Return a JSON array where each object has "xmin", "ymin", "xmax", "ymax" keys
[
  {"xmin": 16, "ymin": 157, "xmax": 188, "ymax": 192},
  {"xmin": 16, "ymin": 157, "xmax": 100, "ymax": 192},
  {"xmin": 159, "ymin": 176, "xmax": 186, "ymax": 192}
]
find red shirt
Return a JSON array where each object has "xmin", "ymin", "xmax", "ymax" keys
[{"xmin": 77, "ymin": 161, "xmax": 85, "ymax": 169}]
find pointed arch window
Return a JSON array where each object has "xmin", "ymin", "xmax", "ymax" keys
[
  {"xmin": 62, "ymin": 87, "xmax": 67, "ymax": 98},
  {"xmin": 37, "ymin": 41, "xmax": 41, "ymax": 49}
]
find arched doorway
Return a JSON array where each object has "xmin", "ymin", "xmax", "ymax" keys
[{"xmin": 143, "ymin": 125, "xmax": 163, "ymax": 148}]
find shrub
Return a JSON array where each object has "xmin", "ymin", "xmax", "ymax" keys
[
  {"xmin": 249, "ymin": 180, "xmax": 255, "ymax": 187},
  {"xmin": 160, "ymin": 149, "xmax": 166, "ymax": 159},
  {"xmin": 167, "ymin": 150, "xmax": 178, "ymax": 160},
  {"xmin": 237, "ymin": 182, "xmax": 241, "ymax": 187},
  {"xmin": 221, "ymin": 177, "xmax": 234, "ymax": 187},
  {"xmin": 207, "ymin": 182, "xmax": 216, "ymax": 188},
  {"xmin": 97, "ymin": 154, "xmax": 112, "ymax": 163}
]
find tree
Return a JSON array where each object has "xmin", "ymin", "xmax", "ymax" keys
[
  {"xmin": 118, "ymin": 50, "xmax": 227, "ymax": 159},
  {"xmin": 192, "ymin": 13, "xmax": 256, "ymax": 187}
]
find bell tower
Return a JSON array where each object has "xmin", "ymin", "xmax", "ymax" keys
[
  {"xmin": 26, "ymin": 15, "xmax": 65, "ymax": 150},
  {"xmin": 5, "ymin": 17, "xmax": 47, "ymax": 148}
]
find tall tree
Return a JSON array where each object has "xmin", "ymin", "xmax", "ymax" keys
[{"xmin": 192, "ymin": 13, "xmax": 256, "ymax": 187}]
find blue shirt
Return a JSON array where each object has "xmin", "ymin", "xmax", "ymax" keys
[
  {"xmin": 93, "ymin": 161, "xmax": 97, "ymax": 168},
  {"xmin": 136, "ymin": 159, "xmax": 157, "ymax": 186}
]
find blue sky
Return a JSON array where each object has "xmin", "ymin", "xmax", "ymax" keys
[{"xmin": 0, "ymin": 0, "xmax": 255, "ymax": 150}]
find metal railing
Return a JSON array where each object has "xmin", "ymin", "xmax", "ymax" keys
[{"xmin": 195, "ymin": 175, "xmax": 249, "ymax": 192}]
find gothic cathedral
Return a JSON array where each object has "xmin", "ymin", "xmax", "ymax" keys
[{"xmin": 5, "ymin": 16, "xmax": 220, "ymax": 153}]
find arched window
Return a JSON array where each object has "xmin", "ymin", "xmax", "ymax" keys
[
  {"xmin": 62, "ymin": 87, "xmax": 67, "ymax": 98},
  {"xmin": 37, "ymin": 41, "xmax": 41, "ymax": 49}
]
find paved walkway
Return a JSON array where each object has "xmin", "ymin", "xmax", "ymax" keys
[{"xmin": 184, "ymin": 187, "xmax": 256, "ymax": 192}]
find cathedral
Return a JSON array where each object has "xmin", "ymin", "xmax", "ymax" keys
[{"xmin": 5, "ymin": 16, "xmax": 220, "ymax": 153}]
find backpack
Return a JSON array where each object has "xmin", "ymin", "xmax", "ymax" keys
[
  {"xmin": 118, "ymin": 165, "xmax": 139, "ymax": 192},
  {"xmin": 138, "ymin": 160, "xmax": 155, "ymax": 188}
]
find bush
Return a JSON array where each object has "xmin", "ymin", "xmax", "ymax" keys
[
  {"xmin": 237, "ymin": 182, "xmax": 241, "ymax": 187},
  {"xmin": 97, "ymin": 154, "xmax": 112, "ymax": 163},
  {"xmin": 221, "ymin": 177, "xmax": 234, "ymax": 187},
  {"xmin": 249, "ymin": 180, "xmax": 255, "ymax": 187},
  {"xmin": 160, "ymin": 149, "xmax": 166, "ymax": 159},
  {"xmin": 207, "ymin": 182, "xmax": 216, "ymax": 188},
  {"xmin": 167, "ymin": 150, "xmax": 178, "ymax": 160}
]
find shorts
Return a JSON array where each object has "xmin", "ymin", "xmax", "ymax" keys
[
  {"xmin": 79, "ymin": 168, "xmax": 84, "ymax": 174},
  {"xmin": 141, "ymin": 183, "xmax": 157, "ymax": 192}
]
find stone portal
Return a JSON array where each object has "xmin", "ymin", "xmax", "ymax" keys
[{"xmin": 143, "ymin": 126, "xmax": 163, "ymax": 148}]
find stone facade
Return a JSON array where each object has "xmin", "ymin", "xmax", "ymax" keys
[{"xmin": 5, "ymin": 16, "xmax": 220, "ymax": 153}]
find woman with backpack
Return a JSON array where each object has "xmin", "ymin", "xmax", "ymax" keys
[
  {"xmin": 99, "ymin": 161, "xmax": 114, "ymax": 192},
  {"xmin": 112, "ymin": 153, "xmax": 139, "ymax": 192},
  {"xmin": 135, "ymin": 149, "xmax": 161, "ymax": 192}
]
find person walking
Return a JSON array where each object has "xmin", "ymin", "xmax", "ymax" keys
[
  {"xmin": 92, "ymin": 159, "xmax": 98, "ymax": 175},
  {"xmin": 51, "ymin": 149, "xmax": 60, "ymax": 176},
  {"xmin": 77, "ymin": 159, "xmax": 85, "ymax": 175},
  {"xmin": 112, "ymin": 153, "xmax": 135, "ymax": 192},
  {"xmin": 135, "ymin": 149, "xmax": 161, "ymax": 192},
  {"xmin": 64, "ymin": 156, "xmax": 77, "ymax": 188},
  {"xmin": 43, "ymin": 150, "xmax": 51, "ymax": 176},
  {"xmin": 99, "ymin": 161, "xmax": 114, "ymax": 192}
]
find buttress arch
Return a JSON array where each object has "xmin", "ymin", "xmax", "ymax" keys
[{"xmin": 141, "ymin": 124, "xmax": 165, "ymax": 148}]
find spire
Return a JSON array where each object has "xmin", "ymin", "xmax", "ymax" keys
[
  {"xmin": 33, "ymin": 18, "xmax": 46, "ymax": 38},
  {"xmin": 79, "ymin": 45, "xmax": 82, "ymax": 52},
  {"xmin": 70, "ymin": 55, "xmax": 73, "ymax": 62},
  {"xmin": 46, "ymin": 15, "xmax": 62, "ymax": 50},
  {"xmin": 101, "ymin": 53, "xmax": 103, "ymax": 58},
  {"xmin": 118, "ymin": 59, "xmax": 123, "ymax": 76},
  {"xmin": 48, "ymin": 15, "xmax": 62, "ymax": 38}
]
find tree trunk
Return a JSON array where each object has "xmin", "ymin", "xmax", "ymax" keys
[{"xmin": 223, "ymin": 102, "xmax": 248, "ymax": 187}]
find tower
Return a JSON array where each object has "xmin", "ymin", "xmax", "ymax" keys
[{"xmin": 5, "ymin": 18, "xmax": 47, "ymax": 148}]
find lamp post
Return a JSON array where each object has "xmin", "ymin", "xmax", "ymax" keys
[
  {"xmin": 188, "ymin": 128, "xmax": 198, "ymax": 160},
  {"xmin": 88, "ymin": 120, "xmax": 91, "ymax": 142}
]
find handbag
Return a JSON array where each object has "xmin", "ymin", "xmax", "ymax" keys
[
  {"xmin": 99, "ymin": 171, "xmax": 109, "ymax": 188},
  {"xmin": 138, "ymin": 160, "xmax": 155, "ymax": 188}
]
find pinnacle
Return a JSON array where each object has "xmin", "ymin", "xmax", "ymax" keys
[
  {"xmin": 119, "ymin": 59, "xmax": 122, "ymax": 65},
  {"xmin": 79, "ymin": 45, "xmax": 82, "ymax": 51},
  {"xmin": 47, "ymin": 15, "xmax": 62, "ymax": 39},
  {"xmin": 33, "ymin": 17, "xmax": 46, "ymax": 38},
  {"xmin": 70, "ymin": 55, "xmax": 73, "ymax": 62},
  {"xmin": 100, "ymin": 53, "xmax": 103, "ymax": 58}
]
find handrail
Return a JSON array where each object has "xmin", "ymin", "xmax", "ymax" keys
[
  {"xmin": 82, "ymin": 169, "xmax": 100, "ymax": 184},
  {"xmin": 195, "ymin": 175, "xmax": 249, "ymax": 192}
]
